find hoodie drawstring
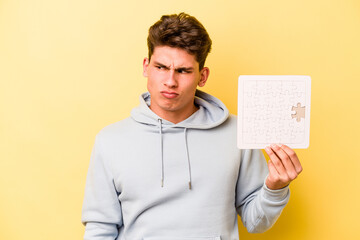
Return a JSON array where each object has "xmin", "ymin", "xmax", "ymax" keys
[
  {"xmin": 184, "ymin": 128, "xmax": 192, "ymax": 190},
  {"xmin": 158, "ymin": 119, "xmax": 192, "ymax": 190},
  {"xmin": 158, "ymin": 119, "xmax": 164, "ymax": 188}
]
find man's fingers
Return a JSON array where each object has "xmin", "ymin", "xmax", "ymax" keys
[
  {"xmin": 269, "ymin": 144, "xmax": 298, "ymax": 180},
  {"xmin": 279, "ymin": 144, "xmax": 303, "ymax": 174},
  {"xmin": 265, "ymin": 146, "xmax": 286, "ymax": 175},
  {"xmin": 265, "ymin": 159, "xmax": 280, "ymax": 189},
  {"xmin": 267, "ymin": 159, "xmax": 279, "ymax": 176},
  {"xmin": 265, "ymin": 144, "xmax": 303, "ymax": 190}
]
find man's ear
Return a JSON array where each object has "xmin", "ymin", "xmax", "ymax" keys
[
  {"xmin": 198, "ymin": 67, "xmax": 210, "ymax": 87},
  {"xmin": 143, "ymin": 58, "xmax": 149, "ymax": 77}
]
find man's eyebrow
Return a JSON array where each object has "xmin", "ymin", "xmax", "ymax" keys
[
  {"xmin": 153, "ymin": 61, "xmax": 194, "ymax": 71},
  {"xmin": 175, "ymin": 66, "xmax": 194, "ymax": 71},
  {"xmin": 153, "ymin": 61, "xmax": 170, "ymax": 68}
]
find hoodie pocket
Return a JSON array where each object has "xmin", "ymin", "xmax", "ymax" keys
[{"xmin": 143, "ymin": 237, "xmax": 221, "ymax": 240}]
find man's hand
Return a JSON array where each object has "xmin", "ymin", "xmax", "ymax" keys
[{"xmin": 264, "ymin": 144, "xmax": 303, "ymax": 190}]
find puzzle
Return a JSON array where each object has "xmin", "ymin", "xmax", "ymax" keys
[{"xmin": 237, "ymin": 75, "xmax": 311, "ymax": 149}]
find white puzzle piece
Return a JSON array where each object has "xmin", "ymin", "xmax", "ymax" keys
[{"xmin": 237, "ymin": 75, "xmax": 311, "ymax": 149}]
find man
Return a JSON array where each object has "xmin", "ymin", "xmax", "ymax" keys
[{"xmin": 82, "ymin": 13, "xmax": 302, "ymax": 239}]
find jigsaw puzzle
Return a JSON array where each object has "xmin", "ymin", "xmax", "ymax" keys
[{"xmin": 237, "ymin": 75, "xmax": 311, "ymax": 149}]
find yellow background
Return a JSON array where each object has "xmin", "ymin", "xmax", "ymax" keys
[{"xmin": 1, "ymin": 0, "xmax": 359, "ymax": 239}]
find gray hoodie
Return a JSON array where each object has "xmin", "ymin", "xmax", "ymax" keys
[{"xmin": 82, "ymin": 90, "xmax": 290, "ymax": 240}]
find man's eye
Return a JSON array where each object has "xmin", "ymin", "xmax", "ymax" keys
[{"xmin": 177, "ymin": 69, "xmax": 191, "ymax": 74}]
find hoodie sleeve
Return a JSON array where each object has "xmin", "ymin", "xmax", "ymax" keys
[
  {"xmin": 235, "ymin": 149, "xmax": 290, "ymax": 233},
  {"xmin": 81, "ymin": 135, "xmax": 123, "ymax": 239}
]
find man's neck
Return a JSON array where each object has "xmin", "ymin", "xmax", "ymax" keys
[{"xmin": 150, "ymin": 104, "xmax": 199, "ymax": 124}]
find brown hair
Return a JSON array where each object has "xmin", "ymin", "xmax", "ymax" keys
[{"xmin": 147, "ymin": 12, "xmax": 212, "ymax": 70}]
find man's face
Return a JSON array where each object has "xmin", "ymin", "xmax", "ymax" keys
[{"xmin": 143, "ymin": 46, "xmax": 209, "ymax": 123}]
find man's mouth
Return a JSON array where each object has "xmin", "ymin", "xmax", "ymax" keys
[{"xmin": 161, "ymin": 91, "xmax": 179, "ymax": 99}]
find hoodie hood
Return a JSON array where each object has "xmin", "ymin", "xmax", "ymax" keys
[{"xmin": 130, "ymin": 89, "xmax": 229, "ymax": 128}]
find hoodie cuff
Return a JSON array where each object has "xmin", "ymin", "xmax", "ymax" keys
[{"xmin": 261, "ymin": 180, "xmax": 290, "ymax": 202}]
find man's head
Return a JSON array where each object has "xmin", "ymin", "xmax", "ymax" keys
[
  {"xmin": 147, "ymin": 12, "xmax": 212, "ymax": 70},
  {"xmin": 143, "ymin": 13, "xmax": 212, "ymax": 123}
]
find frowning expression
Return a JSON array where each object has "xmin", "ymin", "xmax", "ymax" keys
[{"xmin": 143, "ymin": 46, "xmax": 209, "ymax": 123}]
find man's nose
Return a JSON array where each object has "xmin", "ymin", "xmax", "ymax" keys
[{"xmin": 164, "ymin": 70, "xmax": 178, "ymax": 88}]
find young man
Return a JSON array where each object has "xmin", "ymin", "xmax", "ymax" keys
[{"xmin": 82, "ymin": 13, "xmax": 302, "ymax": 240}]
